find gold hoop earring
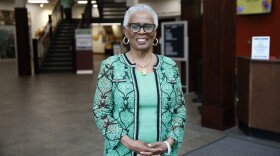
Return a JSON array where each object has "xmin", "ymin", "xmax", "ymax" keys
[
  {"xmin": 153, "ymin": 38, "xmax": 158, "ymax": 46},
  {"xmin": 123, "ymin": 37, "xmax": 129, "ymax": 44}
]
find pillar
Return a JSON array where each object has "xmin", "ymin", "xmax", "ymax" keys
[
  {"xmin": 201, "ymin": 0, "xmax": 236, "ymax": 130},
  {"xmin": 181, "ymin": 0, "xmax": 202, "ymax": 92},
  {"xmin": 15, "ymin": 0, "xmax": 32, "ymax": 76}
]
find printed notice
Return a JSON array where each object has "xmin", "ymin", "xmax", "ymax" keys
[
  {"xmin": 251, "ymin": 36, "xmax": 270, "ymax": 60},
  {"xmin": 161, "ymin": 21, "xmax": 188, "ymax": 61},
  {"xmin": 75, "ymin": 29, "xmax": 92, "ymax": 50}
]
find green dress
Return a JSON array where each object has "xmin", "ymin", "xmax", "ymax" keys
[
  {"xmin": 93, "ymin": 53, "xmax": 187, "ymax": 156},
  {"xmin": 135, "ymin": 70, "xmax": 158, "ymax": 143}
]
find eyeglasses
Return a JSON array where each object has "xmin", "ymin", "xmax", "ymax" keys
[{"xmin": 128, "ymin": 23, "xmax": 156, "ymax": 33}]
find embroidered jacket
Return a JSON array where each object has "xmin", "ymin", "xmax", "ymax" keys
[{"xmin": 93, "ymin": 53, "xmax": 187, "ymax": 156}]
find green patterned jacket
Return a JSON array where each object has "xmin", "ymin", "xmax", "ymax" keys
[{"xmin": 93, "ymin": 53, "xmax": 187, "ymax": 156}]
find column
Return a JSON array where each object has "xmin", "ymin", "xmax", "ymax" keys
[
  {"xmin": 15, "ymin": 0, "xmax": 32, "ymax": 76},
  {"xmin": 181, "ymin": 0, "xmax": 202, "ymax": 92},
  {"xmin": 201, "ymin": 0, "xmax": 236, "ymax": 130}
]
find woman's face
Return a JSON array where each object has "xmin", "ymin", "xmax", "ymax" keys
[{"xmin": 124, "ymin": 10, "xmax": 157, "ymax": 52}]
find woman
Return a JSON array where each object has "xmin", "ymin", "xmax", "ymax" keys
[
  {"xmin": 93, "ymin": 4, "xmax": 186, "ymax": 156},
  {"xmin": 60, "ymin": 0, "xmax": 73, "ymax": 22}
]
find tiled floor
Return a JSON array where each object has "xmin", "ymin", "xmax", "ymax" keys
[{"xmin": 0, "ymin": 55, "xmax": 279, "ymax": 156}]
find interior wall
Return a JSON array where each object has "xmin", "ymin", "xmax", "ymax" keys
[
  {"xmin": 26, "ymin": 4, "xmax": 53, "ymax": 38},
  {"xmin": 91, "ymin": 24, "xmax": 123, "ymax": 54},
  {"xmin": 0, "ymin": 1, "xmax": 14, "ymax": 10},
  {"xmin": 236, "ymin": 0, "xmax": 280, "ymax": 58},
  {"xmin": 92, "ymin": 25, "xmax": 106, "ymax": 53},
  {"xmin": 141, "ymin": 0, "xmax": 181, "ymax": 18},
  {"xmin": 72, "ymin": 4, "xmax": 91, "ymax": 19},
  {"xmin": 0, "ymin": 1, "xmax": 56, "ymax": 38}
]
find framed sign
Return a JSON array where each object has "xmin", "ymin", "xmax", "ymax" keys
[
  {"xmin": 251, "ymin": 36, "xmax": 270, "ymax": 60},
  {"xmin": 75, "ymin": 29, "xmax": 92, "ymax": 51},
  {"xmin": 161, "ymin": 21, "xmax": 188, "ymax": 61}
]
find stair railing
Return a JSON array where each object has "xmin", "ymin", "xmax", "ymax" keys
[
  {"xmin": 96, "ymin": 0, "xmax": 103, "ymax": 20},
  {"xmin": 78, "ymin": 0, "xmax": 92, "ymax": 28},
  {"xmin": 33, "ymin": 1, "xmax": 61, "ymax": 74}
]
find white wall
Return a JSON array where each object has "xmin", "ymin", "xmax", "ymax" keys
[
  {"xmin": 0, "ymin": 1, "xmax": 15, "ymax": 10},
  {"xmin": 26, "ymin": 4, "xmax": 53, "ymax": 38},
  {"xmin": 0, "ymin": 1, "xmax": 54, "ymax": 38},
  {"xmin": 72, "ymin": 4, "xmax": 98, "ymax": 18},
  {"xmin": 91, "ymin": 24, "xmax": 123, "ymax": 53},
  {"xmin": 92, "ymin": 25, "xmax": 106, "ymax": 53},
  {"xmin": 140, "ymin": 0, "xmax": 181, "ymax": 18},
  {"xmin": 72, "ymin": 4, "xmax": 85, "ymax": 19}
]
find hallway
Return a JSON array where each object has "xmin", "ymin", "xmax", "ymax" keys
[{"xmin": 0, "ymin": 54, "xmax": 279, "ymax": 156}]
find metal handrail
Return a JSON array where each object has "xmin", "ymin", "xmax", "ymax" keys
[
  {"xmin": 34, "ymin": 1, "xmax": 61, "ymax": 73},
  {"xmin": 78, "ymin": 0, "xmax": 93, "ymax": 28}
]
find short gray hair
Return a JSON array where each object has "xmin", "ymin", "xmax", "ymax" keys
[{"xmin": 123, "ymin": 4, "xmax": 158, "ymax": 29}]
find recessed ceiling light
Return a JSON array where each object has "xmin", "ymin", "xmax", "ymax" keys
[
  {"xmin": 77, "ymin": 1, "xmax": 96, "ymax": 4},
  {"xmin": 28, "ymin": 0, "xmax": 49, "ymax": 4}
]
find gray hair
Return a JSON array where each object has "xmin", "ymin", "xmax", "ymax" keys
[{"xmin": 123, "ymin": 4, "xmax": 158, "ymax": 29}]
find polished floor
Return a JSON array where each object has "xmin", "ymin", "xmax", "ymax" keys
[{"xmin": 0, "ymin": 55, "xmax": 279, "ymax": 156}]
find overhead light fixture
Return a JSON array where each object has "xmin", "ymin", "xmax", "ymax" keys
[
  {"xmin": 91, "ymin": 23, "xmax": 122, "ymax": 26},
  {"xmin": 28, "ymin": 0, "xmax": 49, "ymax": 3},
  {"xmin": 100, "ymin": 23, "xmax": 121, "ymax": 26},
  {"xmin": 77, "ymin": 0, "xmax": 96, "ymax": 4}
]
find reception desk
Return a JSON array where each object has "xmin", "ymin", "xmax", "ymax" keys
[{"xmin": 236, "ymin": 57, "xmax": 280, "ymax": 140}]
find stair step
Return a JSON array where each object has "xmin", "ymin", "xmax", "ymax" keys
[
  {"xmin": 103, "ymin": 8, "xmax": 126, "ymax": 12},
  {"xmin": 40, "ymin": 66, "xmax": 73, "ymax": 72},
  {"xmin": 49, "ymin": 45, "xmax": 71, "ymax": 49},
  {"xmin": 49, "ymin": 44, "xmax": 72, "ymax": 48},
  {"xmin": 54, "ymin": 36, "xmax": 74, "ymax": 39},
  {"xmin": 57, "ymin": 29, "xmax": 75, "ymax": 33},
  {"xmin": 47, "ymin": 49, "xmax": 72, "ymax": 52},
  {"xmin": 103, "ymin": 15, "xmax": 125, "ymax": 19},
  {"xmin": 103, "ymin": 12, "xmax": 125, "ymax": 16},
  {"xmin": 52, "ymin": 40, "xmax": 72, "ymax": 43},
  {"xmin": 103, "ymin": 3, "xmax": 126, "ymax": 7},
  {"xmin": 40, "ymin": 19, "xmax": 79, "ymax": 73},
  {"xmin": 46, "ymin": 54, "xmax": 72, "ymax": 58},
  {"xmin": 44, "ymin": 57, "xmax": 72, "ymax": 61},
  {"xmin": 55, "ymin": 33, "xmax": 74, "ymax": 37},
  {"xmin": 47, "ymin": 49, "xmax": 72, "ymax": 53},
  {"xmin": 48, "ymin": 49, "xmax": 70, "ymax": 52},
  {"xmin": 59, "ymin": 26, "xmax": 77, "ymax": 30},
  {"xmin": 44, "ymin": 61, "xmax": 72, "ymax": 65}
]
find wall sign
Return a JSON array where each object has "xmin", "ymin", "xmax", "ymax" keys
[
  {"xmin": 161, "ymin": 21, "xmax": 188, "ymax": 61},
  {"xmin": 160, "ymin": 21, "xmax": 189, "ymax": 94},
  {"xmin": 251, "ymin": 36, "xmax": 270, "ymax": 60},
  {"xmin": 75, "ymin": 29, "xmax": 92, "ymax": 51}
]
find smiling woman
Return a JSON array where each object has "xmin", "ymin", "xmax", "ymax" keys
[{"xmin": 93, "ymin": 4, "xmax": 187, "ymax": 156}]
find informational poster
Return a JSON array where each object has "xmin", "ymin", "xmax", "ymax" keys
[
  {"xmin": 161, "ymin": 21, "xmax": 189, "ymax": 94},
  {"xmin": 75, "ymin": 29, "xmax": 92, "ymax": 50},
  {"xmin": 161, "ymin": 21, "xmax": 188, "ymax": 61},
  {"xmin": 251, "ymin": 36, "xmax": 270, "ymax": 60}
]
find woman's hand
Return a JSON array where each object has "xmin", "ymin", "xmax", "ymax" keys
[
  {"xmin": 141, "ymin": 138, "xmax": 174, "ymax": 155},
  {"xmin": 139, "ymin": 142, "xmax": 166, "ymax": 155},
  {"xmin": 121, "ymin": 135, "xmax": 162, "ymax": 155}
]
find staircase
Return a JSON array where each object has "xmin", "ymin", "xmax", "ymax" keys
[
  {"xmin": 40, "ymin": 19, "xmax": 80, "ymax": 72},
  {"xmin": 93, "ymin": 0, "xmax": 126, "ymax": 23},
  {"xmin": 98, "ymin": 0, "xmax": 127, "ymax": 20}
]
